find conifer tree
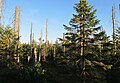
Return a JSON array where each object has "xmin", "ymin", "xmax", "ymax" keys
[
  {"xmin": 64, "ymin": 0, "xmax": 99, "ymax": 54},
  {"xmin": 62, "ymin": 0, "xmax": 110, "ymax": 82},
  {"xmin": 0, "ymin": 26, "xmax": 17, "ymax": 60}
]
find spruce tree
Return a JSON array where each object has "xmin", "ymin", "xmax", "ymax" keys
[
  {"xmin": 64, "ymin": 0, "xmax": 100, "ymax": 55},
  {"xmin": 62, "ymin": 0, "xmax": 109, "ymax": 82},
  {"xmin": 0, "ymin": 26, "xmax": 17, "ymax": 58}
]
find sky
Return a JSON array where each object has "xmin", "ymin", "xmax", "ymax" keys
[{"xmin": 3, "ymin": 0, "xmax": 120, "ymax": 43}]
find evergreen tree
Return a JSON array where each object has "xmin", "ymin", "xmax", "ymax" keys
[
  {"xmin": 93, "ymin": 29, "xmax": 112, "ymax": 56},
  {"xmin": 62, "ymin": 0, "xmax": 111, "ymax": 82},
  {"xmin": 64, "ymin": 0, "xmax": 100, "ymax": 55},
  {"xmin": 0, "ymin": 26, "xmax": 17, "ymax": 59}
]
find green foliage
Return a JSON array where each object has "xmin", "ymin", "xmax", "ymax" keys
[
  {"xmin": 0, "ymin": 26, "xmax": 17, "ymax": 58},
  {"xmin": 35, "ymin": 62, "xmax": 46, "ymax": 75},
  {"xmin": 0, "ymin": 59, "xmax": 46, "ymax": 83},
  {"xmin": 20, "ymin": 43, "xmax": 30, "ymax": 64}
]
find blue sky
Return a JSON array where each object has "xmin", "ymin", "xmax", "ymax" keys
[{"xmin": 3, "ymin": 0, "xmax": 120, "ymax": 43}]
